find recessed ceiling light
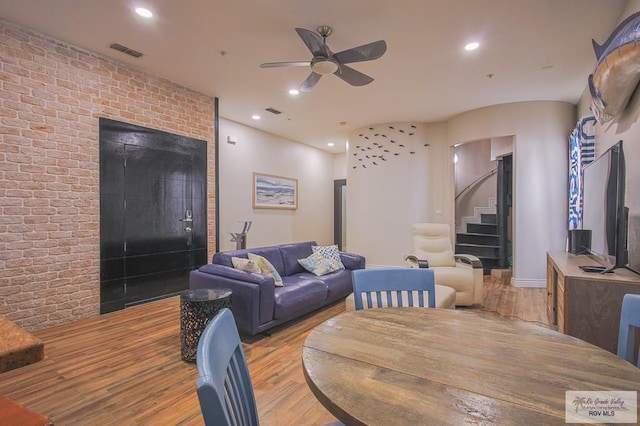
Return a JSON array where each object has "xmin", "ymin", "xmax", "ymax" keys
[
  {"xmin": 289, "ymin": 89, "xmax": 300, "ymax": 96},
  {"xmin": 327, "ymin": 143, "xmax": 335, "ymax": 147},
  {"xmin": 252, "ymin": 115, "xmax": 261, "ymax": 120},
  {"xmin": 464, "ymin": 42, "xmax": 480, "ymax": 51},
  {"xmin": 135, "ymin": 7, "xmax": 153, "ymax": 18}
]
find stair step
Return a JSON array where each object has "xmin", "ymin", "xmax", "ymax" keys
[
  {"xmin": 456, "ymin": 243, "xmax": 500, "ymax": 249},
  {"xmin": 456, "ymin": 232, "xmax": 499, "ymax": 245},
  {"xmin": 477, "ymin": 257, "xmax": 500, "ymax": 267},
  {"xmin": 458, "ymin": 232, "xmax": 499, "ymax": 238},
  {"xmin": 480, "ymin": 213, "xmax": 497, "ymax": 224},
  {"xmin": 456, "ymin": 243, "xmax": 499, "ymax": 258},
  {"xmin": 467, "ymin": 223, "xmax": 497, "ymax": 235}
]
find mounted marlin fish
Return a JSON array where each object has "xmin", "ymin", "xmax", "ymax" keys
[{"xmin": 589, "ymin": 11, "xmax": 640, "ymax": 122}]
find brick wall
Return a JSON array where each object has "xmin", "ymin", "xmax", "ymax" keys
[{"xmin": 0, "ymin": 20, "xmax": 216, "ymax": 331}]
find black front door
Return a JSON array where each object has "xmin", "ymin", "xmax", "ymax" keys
[{"xmin": 99, "ymin": 118, "xmax": 207, "ymax": 313}]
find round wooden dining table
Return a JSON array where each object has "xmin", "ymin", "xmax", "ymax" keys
[{"xmin": 302, "ymin": 308, "xmax": 640, "ymax": 425}]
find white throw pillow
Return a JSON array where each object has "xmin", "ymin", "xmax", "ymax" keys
[
  {"xmin": 247, "ymin": 253, "xmax": 284, "ymax": 286},
  {"xmin": 311, "ymin": 244, "xmax": 345, "ymax": 269},
  {"xmin": 231, "ymin": 257, "xmax": 261, "ymax": 274},
  {"xmin": 298, "ymin": 251, "xmax": 343, "ymax": 276}
]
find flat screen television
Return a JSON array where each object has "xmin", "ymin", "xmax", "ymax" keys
[{"xmin": 581, "ymin": 140, "xmax": 628, "ymax": 272}]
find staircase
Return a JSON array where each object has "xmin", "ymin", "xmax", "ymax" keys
[{"xmin": 456, "ymin": 213, "xmax": 500, "ymax": 274}]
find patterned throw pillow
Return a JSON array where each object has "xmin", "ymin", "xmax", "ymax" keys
[
  {"xmin": 231, "ymin": 257, "xmax": 261, "ymax": 274},
  {"xmin": 311, "ymin": 245, "xmax": 345, "ymax": 269},
  {"xmin": 247, "ymin": 253, "xmax": 284, "ymax": 287},
  {"xmin": 298, "ymin": 251, "xmax": 344, "ymax": 276}
]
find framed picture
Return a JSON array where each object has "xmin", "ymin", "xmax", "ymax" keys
[{"xmin": 253, "ymin": 173, "xmax": 298, "ymax": 209}]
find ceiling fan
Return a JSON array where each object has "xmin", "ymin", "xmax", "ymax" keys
[{"xmin": 260, "ymin": 26, "xmax": 387, "ymax": 92}]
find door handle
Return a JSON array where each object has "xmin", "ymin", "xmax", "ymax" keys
[
  {"xmin": 180, "ymin": 210, "xmax": 193, "ymax": 222},
  {"xmin": 184, "ymin": 226, "xmax": 192, "ymax": 233}
]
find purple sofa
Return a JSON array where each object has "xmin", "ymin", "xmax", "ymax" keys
[{"xmin": 189, "ymin": 241, "xmax": 365, "ymax": 336}]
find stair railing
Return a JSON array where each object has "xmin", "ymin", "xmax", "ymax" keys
[{"xmin": 455, "ymin": 168, "xmax": 497, "ymax": 201}]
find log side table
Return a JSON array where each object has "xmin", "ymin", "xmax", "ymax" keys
[
  {"xmin": 180, "ymin": 288, "xmax": 232, "ymax": 362},
  {"xmin": 0, "ymin": 394, "xmax": 53, "ymax": 426}
]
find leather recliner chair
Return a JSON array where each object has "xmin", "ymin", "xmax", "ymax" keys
[{"xmin": 405, "ymin": 223, "xmax": 483, "ymax": 306}]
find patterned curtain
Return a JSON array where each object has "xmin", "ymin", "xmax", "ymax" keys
[{"xmin": 568, "ymin": 116, "xmax": 596, "ymax": 230}]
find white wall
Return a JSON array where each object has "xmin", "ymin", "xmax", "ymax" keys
[
  {"xmin": 448, "ymin": 101, "xmax": 576, "ymax": 286},
  {"xmin": 577, "ymin": 0, "xmax": 640, "ymax": 272},
  {"xmin": 491, "ymin": 136, "xmax": 514, "ymax": 160},
  {"xmin": 346, "ymin": 122, "xmax": 450, "ymax": 267},
  {"xmin": 333, "ymin": 153, "xmax": 347, "ymax": 180},
  {"xmin": 344, "ymin": 104, "xmax": 574, "ymax": 282},
  {"xmin": 218, "ymin": 118, "xmax": 335, "ymax": 251}
]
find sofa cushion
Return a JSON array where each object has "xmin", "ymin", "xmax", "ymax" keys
[
  {"xmin": 313, "ymin": 269, "xmax": 353, "ymax": 302},
  {"xmin": 274, "ymin": 276, "xmax": 327, "ymax": 319},
  {"xmin": 298, "ymin": 251, "xmax": 344, "ymax": 276},
  {"xmin": 198, "ymin": 263, "xmax": 267, "ymax": 284},
  {"xmin": 278, "ymin": 241, "xmax": 316, "ymax": 276},
  {"xmin": 214, "ymin": 246, "xmax": 285, "ymax": 276},
  {"xmin": 248, "ymin": 253, "xmax": 283, "ymax": 286},
  {"xmin": 432, "ymin": 266, "xmax": 475, "ymax": 294}
]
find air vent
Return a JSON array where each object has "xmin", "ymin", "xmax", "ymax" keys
[
  {"xmin": 109, "ymin": 43, "xmax": 143, "ymax": 58},
  {"xmin": 265, "ymin": 107, "xmax": 282, "ymax": 115}
]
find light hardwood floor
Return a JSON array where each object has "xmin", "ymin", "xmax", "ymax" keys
[{"xmin": 0, "ymin": 275, "xmax": 547, "ymax": 425}]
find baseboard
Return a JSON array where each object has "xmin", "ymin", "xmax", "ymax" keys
[{"xmin": 510, "ymin": 277, "xmax": 546, "ymax": 288}]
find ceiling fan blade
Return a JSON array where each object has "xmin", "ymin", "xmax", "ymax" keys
[
  {"xmin": 295, "ymin": 28, "xmax": 327, "ymax": 57},
  {"xmin": 260, "ymin": 61, "xmax": 311, "ymax": 68},
  {"xmin": 334, "ymin": 65, "xmax": 374, "ymax": 86},
  {"xmin": 300, "ymin": 72, "xmax": 322, "ymax": 92},
  {"xmin": 334, "ymin": 40, "xmax": 387, "ymax": 64}
]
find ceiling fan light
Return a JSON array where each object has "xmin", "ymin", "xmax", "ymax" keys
[
  {"xmin": 465, "ymin": 42, "xmax": 480, "ymax": 51},
  {"xmin": 135, "ymin": 7, "xmax": 153, "ymax": 18},
  {"xmin": 311, "ymin": 59, "xmax": 339, "ymax": 75}
]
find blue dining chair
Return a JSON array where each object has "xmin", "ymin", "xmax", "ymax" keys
[
  {"xmin": 617, "ymin": 294, "xmax": 640, "ymax": 367},
  {"xmin": 196, "ymin": 308, "xmax": 259, "ymax": 426},
  {"xmin": 352, "ymin": 267, "xmax": 436, "ymax": 310}
]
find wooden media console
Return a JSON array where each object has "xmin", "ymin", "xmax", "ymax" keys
[{"xmin": 547, "ymin": 251, "xmax": 640, "ymax": 354}]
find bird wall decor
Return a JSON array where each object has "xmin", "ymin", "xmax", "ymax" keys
[{"xmin": 350, "ymin": 124, "xmax": 429, "ymax": 170}]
